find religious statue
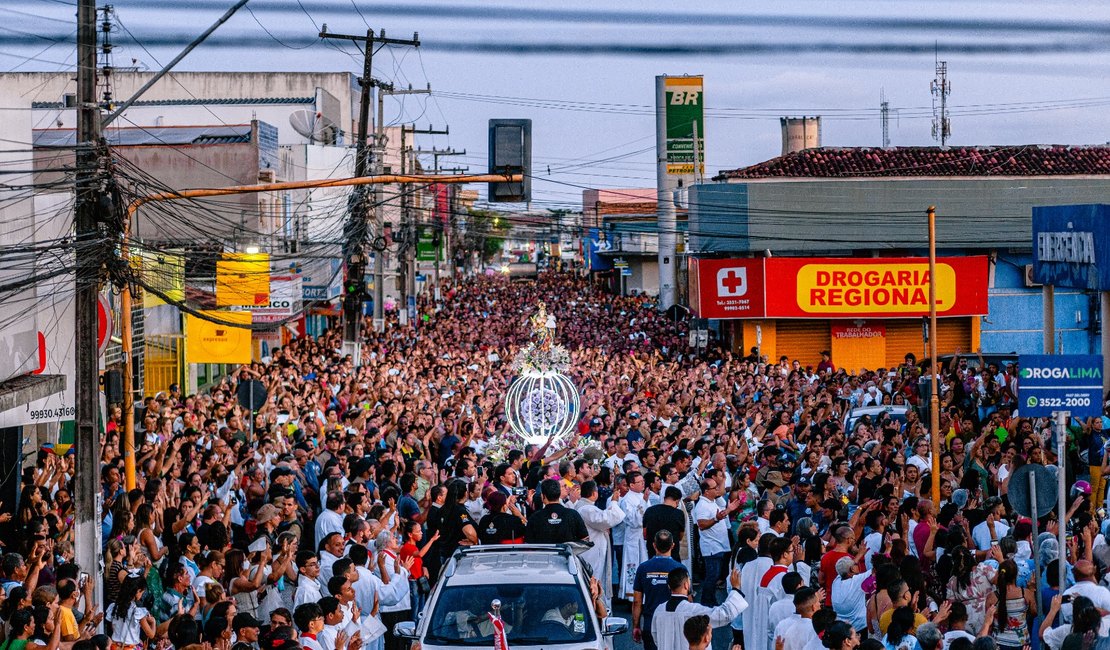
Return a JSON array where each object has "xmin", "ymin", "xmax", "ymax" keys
[{"xmin": 530, "ymin": 301, "xmax": 556, "ymax": 351}]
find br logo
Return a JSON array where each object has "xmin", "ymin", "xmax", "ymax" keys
[{"xmin": 1027, "ymin": 396, "xmax": 1038, "ymax": 408}]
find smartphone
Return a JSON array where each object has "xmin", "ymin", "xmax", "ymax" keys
[{"xmin": 79, "ymin": 572, "xmax": 89, "ymax": 588}]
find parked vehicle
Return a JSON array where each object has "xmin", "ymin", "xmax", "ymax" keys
[{"xmin": 395, "ymin": 544, "xmax": 627, "ymax": 649}]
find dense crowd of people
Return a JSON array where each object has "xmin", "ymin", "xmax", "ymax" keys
[{"xmin": 3, "ymin": 270, "xmax": 1110, "ymax": 650}]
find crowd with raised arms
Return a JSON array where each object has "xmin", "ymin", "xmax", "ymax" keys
[{"xmin": 1, "ymin": 271, "xmax": 1108, "ymax": 650}]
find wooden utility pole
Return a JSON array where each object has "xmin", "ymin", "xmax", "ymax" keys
[
  {"xmin": 74, "ymin": 0, "xmax": 104, "ymax": 610},
  {"xmin": 319, "ymin": 26, "xmax": 419, "ymax": 352}
]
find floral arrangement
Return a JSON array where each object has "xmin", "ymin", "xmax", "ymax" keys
[{"xmin": 511, "ymin": 342, "xmax": 571, "ymax": 374}]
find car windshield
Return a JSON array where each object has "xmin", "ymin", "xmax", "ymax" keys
[
  {"xmin": 847, "ymin": 410, "xmax": 907, "ymax": 432},
  {"xmin": 423, "ymin": 583, "xmax": 596, "ymax": 646}
]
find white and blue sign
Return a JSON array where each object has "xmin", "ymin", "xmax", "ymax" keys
[
  {"xmin": 1032, "ymin": 204, "xmax": 1110, "ymax": 290},
  {"xmin": 1018, "ymin": 354, "xmax": 1103, "ymax": 417}
]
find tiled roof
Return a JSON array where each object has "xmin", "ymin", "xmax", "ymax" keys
[
  {"xmin": 33, "ymin": 125, "xmax": 253, "ymax": 148},
  {"xmin": 715, "ymin": 145, "xmax": 1110, "ymax": 180},
  {"xmin": 31, "ymin": 96, "xmax": 314, "ymax": 109}
]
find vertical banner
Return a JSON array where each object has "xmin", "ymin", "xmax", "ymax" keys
[
  {"xmin": 663, "ymin": 76, "xmax": 705, "ymax": 176},
  {"xmin": 216, "ymin": 252, "xmax": 271, "ymax": 307}
]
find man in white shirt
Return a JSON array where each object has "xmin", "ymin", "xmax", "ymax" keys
[
  {"xmin": 1061, "ymin": 560, "xmax": 1110, "ymax": 636},
  {"xmin": 315, "ymin": 491, "xmax": 347, "ymax": 545},
  {"xmin": 971, "ymin": 498, "xmax": 1010, "ymax": 552},
  {"xmin": 831, "ymin": 556, "xmax": 871, "ymax": 634},
  {"xmin": 773, "ymin": 587, "xmax": 820, "ymax": 650},
  {"xmin": 294, "ymin": 551, "xmax": 323, "ymax": 608},
  {"xmin": 693, "ymin": 478, "xmax": 741, "ymax": 606}
]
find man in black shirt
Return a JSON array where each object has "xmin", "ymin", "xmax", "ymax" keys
[
  {"xmin": 643, "ymin": 486, "xmax": 686, "ymax": 560},
  {"xmin": 524, "ymin": 479, "xmax": 589, "ymax": 544}
]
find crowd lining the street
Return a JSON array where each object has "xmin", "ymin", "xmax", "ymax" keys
[{"xmin": 3, "ymin": 271, "xmax": 1110, "ymax": 650}]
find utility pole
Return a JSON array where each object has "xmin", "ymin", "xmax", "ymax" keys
[
  {"xmin": 413, "ymin": 147, "xmax": 465, "ymax": 300},
  {"xmin": 75, "ymin": 0, "xmax": 105, "ymax": 610},
  {"xmin": 374, "ymin": 83, "xmax": 428, "ymax": 329},
  {"xmin": 931, "ymin": 58, "xmax": 951, "ymax": 148},
  {"xmin": 399, "ymin": 124, "xmax": 447, "ymax": 323},
  {"xmin": 319, "ymin": 26, "xmax": 419, "ymax": 354}
]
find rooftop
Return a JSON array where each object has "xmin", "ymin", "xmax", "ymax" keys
[
  {"xmin": 33, "ymin": 124, "xmax": 254, "ymax": 148},
  {"xmin": 715, "ymin": 145, "xmax": 1110, "ymax": 180},
  {"xmin": 31, "ymin": 96, "xmax": 314, "ymax": 109}
]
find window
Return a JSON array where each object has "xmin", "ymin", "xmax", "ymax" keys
[{"xmin": 423, "ymin": 583, "xmax": 595, "ymax": 646}]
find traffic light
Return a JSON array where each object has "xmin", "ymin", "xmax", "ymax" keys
[{"xmin": 488, "ymin": 119, "xmax": 531, "ymax": 203}]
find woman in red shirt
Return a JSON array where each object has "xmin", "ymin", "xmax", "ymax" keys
[{"xmin": 398, "ymin": 520, "xmax": 439, "ymax": 615}]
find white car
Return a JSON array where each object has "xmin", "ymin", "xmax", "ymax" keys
[{"xmin": 395, "ymin": 544, "xmax": 627, "ymax": 649}]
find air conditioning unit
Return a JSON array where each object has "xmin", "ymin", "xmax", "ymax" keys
[
  {"xmin": 1023, "ymin": 264, "xmax": 1042, "ymax": 288},
  {"xmin": 258, "ymin": 170, "xmax": 276, "ymax": 183}
]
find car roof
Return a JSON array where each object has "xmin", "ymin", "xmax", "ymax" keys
[
  {"xmin": 847, "ymin": 405, "xmax": 909, "ymax": 416},
  {"xmin": 445, "ymin": 546, "xmax": 578, "ymax": 586}
]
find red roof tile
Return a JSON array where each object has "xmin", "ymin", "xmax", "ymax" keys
[{"xmin": 715, "ymin": 145, "xmax": 1110, "ymax": 180}]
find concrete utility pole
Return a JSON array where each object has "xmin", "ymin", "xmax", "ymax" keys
[
  {"xmin": 375, "ymin": 84, "xmax": 429, "ymax": 329},
  {"xmin": 319, "ymin": 26, "xmax": 419, "ymax": 353},
  {"xmin": 399, "ymin": 124, "xmax": 448, "ymax": 324},
  {"xmin": 414, "ymin": 147, "xmax": 465, "ymax": 300},
  {"xmin": 74, "ymin": 0, "xmax": 104, "ymax": 610}
]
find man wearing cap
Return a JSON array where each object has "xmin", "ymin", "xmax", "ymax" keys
[
  {"xmin": 253, "ymin": 503, "xmax": 281, "ymax": 546},
  {"xmin": 232, "ymin": 613, "xmax": 262, "ymax": 650}
]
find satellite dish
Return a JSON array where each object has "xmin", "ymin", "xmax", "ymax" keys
[
  {"xmin": 1009, "ymin": 463, "xmax": 1058, "ymax": 519},
  {"xmin": 289, "ymin": 110, "xmax": 336, "ymax": 144}
]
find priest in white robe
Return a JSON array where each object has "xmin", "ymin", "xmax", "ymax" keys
[
  {"xmin": 618, "ymin": 471, "xmax": 649, "ymax": 600},
  {"xmin": 651, "ymin": 565, "xmax": 747, "ymax": 650},
  {"xmin": 573, "ymin": 480, "xmax": 625, "ymax": 606}
]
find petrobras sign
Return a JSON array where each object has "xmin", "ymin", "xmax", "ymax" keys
[
  {"xmin": 1032, "ymin": 204, "xmax": 1110, "ymax": 290},
  {"xmin": 1018, "ymin": 354, "xmax": 1103, "ymax": 418}
]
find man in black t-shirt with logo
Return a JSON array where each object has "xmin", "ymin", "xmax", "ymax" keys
[
  {"xmin": 524, "ymin": 479, "xmax": 589, "ymax": 544},
  {"xmin": 643, "ymin": 486, "xmax": 686, "ymax": 561}
]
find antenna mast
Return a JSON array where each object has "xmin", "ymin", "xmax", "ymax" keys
[
  {"xmin": 880, "ymin": 88, "xmax": 890, "ymax": 148},
  {"xmin": 931, "ymin": 56, "xmax": 951, "ymax": 148}
]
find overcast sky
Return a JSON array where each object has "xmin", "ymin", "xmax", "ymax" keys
[{"xmin": 5, "ymin": 0, "xmax": 1110, "ymax": 209}]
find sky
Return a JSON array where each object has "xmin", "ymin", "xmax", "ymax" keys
[{"xmin": 5, "ymin": 0, "xmax": 1110, "ymax": 210}]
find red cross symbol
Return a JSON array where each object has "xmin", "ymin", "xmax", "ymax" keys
[{"xmin": 720, "ymin": 270, "xmax": 745, "ymax": 292}]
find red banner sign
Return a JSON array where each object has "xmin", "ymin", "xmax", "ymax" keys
[
  {"xmin": 691, "ymin": 257, "xmax": 766, "ymax": 319},
  {"xmin": 691, "ymin": 256, "xmax": 988, "ymax": 319}
]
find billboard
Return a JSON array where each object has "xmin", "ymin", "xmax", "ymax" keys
[
  {"xmin": 242, "ymin": 275, "xmax": 303, "ymax": 324},
  {"xmin": 1031, "ymin": 204, "xmax": 1110, "ymax": 290},
  {"xmin": 185, "ymin": 311, "xmax": 253, "ymax": 365},
  {"xmin": 764, "ymin": 257, "xmax": 988, "ymax": 319},
  {"xmin": 690, "ymin": 256, "xmax": 988, "ymax": 319},
  {"xmin": 216, "ymin": 252, "xmax": 271, "ymax": 307},
  {"xmin": 661, "ymin": 76, "xmax": 705, "ymax": 176}
]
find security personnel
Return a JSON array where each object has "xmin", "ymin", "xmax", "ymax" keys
[{"xmin": 524, "ymin": 479, "xmax": 589, "ymax": 544}]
